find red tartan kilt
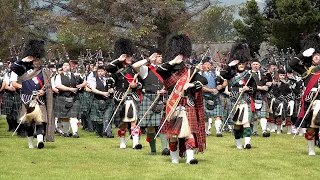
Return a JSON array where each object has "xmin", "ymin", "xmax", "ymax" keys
[
  {"xmin": 167, "ymin": 117, "xmax": 182, "ymax": 135},
  {"xmin": 160, "ymin": 98, "xmax": 199, "ymax": 135}
]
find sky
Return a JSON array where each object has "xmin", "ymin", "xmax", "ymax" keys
[{"xmin": 218, "ymin": 0, "xmax": 265, "ymax": 9}]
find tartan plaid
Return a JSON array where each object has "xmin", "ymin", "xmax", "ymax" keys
[
  {"xmin": 55, "ymin": 95, "xmax": 81, "ymax": 118},
  {"xmin": 160, "ymin": 66, "xmax": 206, "ymax": 152},
  {"xmin": 78, "ymin": 91, "xmax": 90, "ymax": 112},
  {"xmin": 228, "ymin": 71, "xmax": 250, "ymax": 87},
  {"xmin": 53, "ymin": 94, "xmax": 58, "ymax": 116},
  {"xmin": 220, "ymin": 94, "xmax": 232, "ymax": 121},
  {"xmin": 254, "ymin": 95, "xmax": 269, "ymax": 119},
  {"xmin": 227, "ymin": 100, "xmax": 253, "ymax": 125},
  {"xmin": 1, "ymin": 91, "xmax": 21, "ymax": 117},
  {"xmin": 138, "ymin": 94, "xmax": 163, "ymax": 127},
  {"xmin": 90, "ymin": 98, "xmax": 114, "ymax": 121},
  {"xmin": 166, "ymin": 116, "xmax": 183, "ymax": 135},
  {"xmin": 112, "ymin": 96, "xmax": 140, "ymax": 126},
  {"xmin": 203, "ymin": 95, "xmax": 223, "ymax": 118}
]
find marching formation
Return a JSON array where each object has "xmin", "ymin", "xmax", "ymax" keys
[{"xmin": 2, "ymin": 32, "xmax": 320, "ymax": 165}]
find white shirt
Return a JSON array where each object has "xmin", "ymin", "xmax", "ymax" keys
[
  {"xmin": 51, "ymin": 75, "xmax": 57, "ymax": 88},
  {"xmin": 139, "ymin": 64, "xmax": 157, "ymax": 80},
  {"xmin": 55, "ymin": 72, "xmax": 71, "ymax": 87},
  {"xmin": 4, "ymin": 71, "xmax": 18, "ymax": 87},
  {"xmin": 9, "ymin": 71, "xmax": 18, "ymax": 82},
  {"xmin": 87, "ymin": 71, "xmax": 96, "ymax": 88}
]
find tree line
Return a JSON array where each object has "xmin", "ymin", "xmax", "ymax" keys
[{"xmin": 0, "ymin": 0, "xmax": 319, "ymax": 61}]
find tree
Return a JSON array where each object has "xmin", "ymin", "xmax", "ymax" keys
[
  {"xmin": 0, "ymin": 0, "xmax": 48, "ymax": 59},
  {"xmin": 233, "ymin": 0, "xmax": 266, "ymax": 56},
  {"xmin": 266, "ymin": 0, "xmax": 320, "ymax": 52},
  {"xmin": 39, "ymin": 0, "xmax": 211, "ymax": 59},
  {"xmin": 187, "ymin": 2, "xmax": 236, "ymax": 42}
]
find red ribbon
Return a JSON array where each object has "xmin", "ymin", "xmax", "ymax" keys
[
  {"xmin": 148, "ymin": 65, "xmax": 164, "ymax": 83},
  {"xmin": 125, "ymin": 73, "xmax": 142, "ymax": 102}
]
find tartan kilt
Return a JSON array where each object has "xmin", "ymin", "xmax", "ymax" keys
[
  {"xmin": 220, "ymin": 95, "xmax": 233, "ymax": 123},
  {"xmin": 113, "ymin": 97, "xmax": 140, "ymax": 127},
  {"xmin": 79, "ymin": 91, "xmax": 91, "ymax": 113},
  {"xmin": 254, "ymin": 99, "xmax": 269, "ymax": 119},
  {"xmin": 227, "ymin": 99, "xmax": 253, "ymax": 125},
  {"xmin": 138, "ymin": 94, "xmax": 163, "ymax": 127},
  {"xmin": 160, "ymin": 97, "xmax": 199, "ymax": 135},
  {"xmin": 203, "ymin": 95, "xmax": 223, "ymax": 118},
  {"xmin": 55, "ymin": 95, "xmax": 81, "ymax": 118},
  {"xmin": 53, "ymin": 94, "xmax": 58, "ymax": 117},
  {"xmin": 1, "ymin": 91, "xmax": 21, "ymax": 117},
  {"xmin": 90, "ymin": 98, "xmax": 114, "ymax": 122}
]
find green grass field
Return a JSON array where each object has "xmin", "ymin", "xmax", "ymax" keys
[{"xmin": 0, "ymin": 119, "xmax": 318, "ymax": 180}]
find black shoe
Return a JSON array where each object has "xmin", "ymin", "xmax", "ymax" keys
[
  {"xmin": 262, "ymin": 132, "xmax": 270, "ymax": 137},
  {"xmin": 63, "ymin": 133, "xmax": 69, "ymax": 137},
  {"xmin": 189, "ymin": 159, "xmax": 198, "ymax": 164},
  {"xmin": 18, "ymin": 131, "xmax": 26, "ymax": 138},
  {"xmin": 150, "ymin": 151, "xmax": 157, "ymax": 155},
  {"xmin": 253, "ymin": 132, "xmax": 258, "ymax": 136},
  {"xmin": 106, "ymin": 135, "xmax": 114, "ymax": 138},
  {"xmin": 73, "ymin": 132, "xmax": 80, "ymax": 138},
  {"xmin": 245, "ymin": 144, "xmax": 251, "ymax": 149},
  {"xmin": 134, "ymin": 144, "xmax": 142, "ymax": 149},
  {"xmin": 37, "ymin": 142, "xmax": 44, "ymax": 149},
  {"xmin": 161, "ymin": 148, "xmax": 170, "ymax": 156},
  {"xmin": 97, "ymin": 133, "xmax": 103, "ymax": 138},
  {"xmin": 216, "ymin": 133, "xmax": 223, "ymax": 137}
]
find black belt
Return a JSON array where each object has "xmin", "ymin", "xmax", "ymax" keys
[{"xmin": 22, "ymin": 90, "xmax": 39, "ymax": 95}]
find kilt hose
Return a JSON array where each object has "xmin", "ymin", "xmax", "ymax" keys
[
  {"xmin": 254, "ymin": 99, "xmax": 269, "ymax": 119},
  {"xmin": 1, "ymin": 91, "xmax": 21, "ymax": 119},
  {"xmin": 90, "ymin": 98, "xmax": 114, "ymax": 122},
  {"xmin": 55, "ymin": 95, "xmax": 81, "ymax": 118},
  {"xmin": 138, "ymin": 94, "xmax": 163, "ymax": 127},
  {"xmin": 203, "ymin": 95, "xmax": 223, "ymax": 118}
]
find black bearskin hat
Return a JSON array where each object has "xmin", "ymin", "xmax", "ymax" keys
[
  {"xmin": 296, "ymin": 33, "xmax": 320, "ymax": 65},
  {"xmin": 23, "ymin": 39, "xmax": 45, "ymax": 58},
  {"xmin": 278, "ymin": 68, "xmax": 286, "ymax": 75},
  {"xmin": 228, "ymin": 43, "xmax": 251, "ymax": 66},
  {"xmin": 251, "ymin": 58, "xmax": 260, "ymax": 63},
  {"xmin": 164, "ymin": 34, "xmax": 192, "ymax": 62},
  {"xmin": 113, "ymin": 38, "xmax": 135, "ymax": 59}
]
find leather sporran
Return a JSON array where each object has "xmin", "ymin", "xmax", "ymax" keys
[
  {"xmin": 206, "ymin": 98, "xmax": 216, "ymax": 110},
  {"xmin": 98, "ymin": 100, "xmax": 107, "ymax": 111},
  {"xmin": 254, "ymin": 100, "xmax": 262, "ymax": 110},
  {"xmin": 65, "ymin": 97, "xmax": 74, "ymax": 108},
  {"xmin": 152, "ymin": 100, "xmax": 164, "ymax": 113}
]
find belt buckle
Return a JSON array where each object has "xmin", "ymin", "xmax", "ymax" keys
[
  {"xmin": 32, "ymin": 91, "xmax": 38, "ymax": 96},
  {"xmin": 176, "ymin": 106, "xmax": 186, "ymax": 111}
]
